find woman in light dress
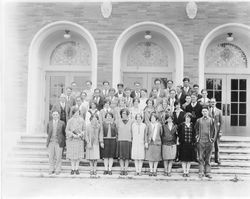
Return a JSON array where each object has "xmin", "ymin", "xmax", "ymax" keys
[
  {"xmin": 85, "ymin": 113, "xmax": 103, "ymax": 176},
  {"xmin": 131, "ymin": 113, "xmax": 148, "ymax": 176},
  {"xmin": 66, "ymin": 107, "xmax": 85, "ymax": 175}
]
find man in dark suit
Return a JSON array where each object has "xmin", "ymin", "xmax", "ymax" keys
[
  {"xmin": 102, "ymin": 80, "xmax": 110, "ymax": 98},
  {"xmin": 92, "ymin": 88, "xmax": 105, "ymax": 111},
  {"xmin": 46, "ymin": 110, "xmax": 66, "ymax": 175},
  {"xmin": 52, "ymin": 94, "xmax": 71, "ymax": 124},
  {"xmin": 115, "ymin": 83, "xmax": 126, "ymax": 98},
  {"xmin": 185, "ymin": 93, "xmax": 203, "ymax": 124},
  {"xmin": 130, "ymin": 81, "xmax": 141, "ymax": 99},
  {"xmin": 65, "ymin": 87, "xmax": 76, "ymax": 108},
  {"xmin": 209, "ymin": 98, "xmax": 223, "ymax": 164}
]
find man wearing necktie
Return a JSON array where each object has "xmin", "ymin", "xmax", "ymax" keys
[
  {"xmin": 93, "ymin": 88, "xmax": 105, "ymax": 111},
  {"xmin": 209, "ymin": 98, "xmax": 223, "ymax": 165},
  {"xmin": 46, "ymin": 110, "xmax": 66, "ymax": 175},
  {"xmin": 102, "ymin": 81, "xmax": 110, "ymax": 98}
]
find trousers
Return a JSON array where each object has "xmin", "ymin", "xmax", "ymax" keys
[
  {"xmin": 214, "ymin": 136, "xmax": 220, "ymax": 161},
  {"xmin": 48, "ymin": 141, "xmax": 63, "ymax": 172},
  {"xmin": 197, "ymin": 141, "xmax": 213, "ymax": 174}
]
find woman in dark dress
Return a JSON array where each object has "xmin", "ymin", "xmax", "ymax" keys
[
  {"xmin": 100, "ymin": 112, "xmax": 118, "ymax": 175},
  {"xmin": 177, "ymin": 113, "xmax": 196, "ymax": 177}
]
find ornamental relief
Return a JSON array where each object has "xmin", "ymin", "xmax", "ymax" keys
[
  {"xmin": 127, "ymin": 42, "xmax": 168, "ymax": 67},
  {"xmin": 50, "ymin": 41, "xmax": 91, "ymax": 66},
  {"xmin": 205, "ymin": 43, "xmax": 247, "ymax": 68}
]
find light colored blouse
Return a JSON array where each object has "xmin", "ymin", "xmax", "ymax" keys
[
  {"xmin": 66, "ymin": 116, "xmax": 85, "ymax": 139},
  {"xmin": 117, "ymin": 119, "xmax": 133, "ymax": 141}
]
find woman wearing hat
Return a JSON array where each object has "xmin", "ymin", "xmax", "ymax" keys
[{"xmin": 177, "ymin": 112, "xmax": 196, "ymax": 177}]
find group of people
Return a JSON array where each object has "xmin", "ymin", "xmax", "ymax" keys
[{"xmin": 47, "ymin": 77, "xmax": 223, "ymax": 179}]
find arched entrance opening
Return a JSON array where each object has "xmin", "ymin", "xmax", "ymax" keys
[
  {"xmin": 113, "ymin": 22, "xmax": 183, "ymax": 92},
  {"xmin": 27, "ymin": 21, "xmax": 97, "ymax": 134},
  {"xmin": 199, "ymin": 23, "xmax": 250, "ymax": 136}
]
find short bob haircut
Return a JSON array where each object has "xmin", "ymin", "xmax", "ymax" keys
[
  {"xmin": 184, "ymin": 112, "xmax": 193, "ymax": 120},
  {"xmin": 146, "ymin": 98, "xmax": 154, "ymax": 106},
  {"xmin": 105, "ymin": 112, "xmax": 114, "ymax": 119},
  {"xmin": 90, "ymin": 113, "xmax": 99, "ymax": 121},
  {"xmin": 149, "ymin": 112, "xmax": 158, "ymax": 121},
  {"xmin": 135, "ymin": 113, "xmax": 143, "ymax": 120},
  {"xmin": 71, "ymin": 107, "xmax": 79, "ymax": 116},
  {"xmin": 109, "ymin": 88, "xmax": 116, "ymax": 93},
  {"xmin": 133, "ymin": 97, "xmax": 140, "ymax": 104},
  {"xmin": 120, "ymin": 108, "xmax": 130, "ymax": 117},
  {"xmin": 140, "ymin": 88, "xmax": 147, "ymax": 93},
  {"xmin": 165, "ymin": 113, "xmax": 174, "ymax": 121},
  {"xmin": 51, "ymin": 109, "xmax": 60, "ymax": 114}
]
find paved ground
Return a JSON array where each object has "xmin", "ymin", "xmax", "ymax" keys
[{"xmin": 2, "ymin": 175, "xmax": 250, "ymax": 199}]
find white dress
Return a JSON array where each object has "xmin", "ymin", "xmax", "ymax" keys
[{"xmin": 131, "ymin": 122, "xmax": 147, "ymax": 160}]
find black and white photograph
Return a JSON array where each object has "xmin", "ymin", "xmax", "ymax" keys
[{"xmin": 1, "ymin": 0, "xmax": 250, "ymax": 198}]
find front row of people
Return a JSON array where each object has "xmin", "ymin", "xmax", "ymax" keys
[{"xmin": 47, "ymin": 106, "xmax": 216, "ymax": 179}]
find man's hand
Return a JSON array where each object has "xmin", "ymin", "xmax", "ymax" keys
[{"xmin": 100, "ymin": 143, "xmax": 104, "ymax": 148}]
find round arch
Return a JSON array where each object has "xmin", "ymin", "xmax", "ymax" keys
[
  {"xmin": 199, "ymin": 23, "xmax": 250, "ymax": 89},
  {"xmin": 112, "ymin": 21, "xmax": 184, "ymax": 88},
  {"xmin": 26, "ymin": 21, "xmax": 97, "ymax": 134}
]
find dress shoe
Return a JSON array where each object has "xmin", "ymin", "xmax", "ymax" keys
[
  {"xmin": 49, "ymin": 171, "xmax": 54, "ymax": 175},
  {"xmin": 183, "ymin": 173, "xmax": 186, "ymax": 177},
  {"xmin": 149, "ymin": 172, "xmax": 153, "ymax": 176},
  {"xmin": 205, "ymin": 174, "xmax": 212, "ymax": 179},
  {"xmin": 103, "ymin": 170, "xmax": 108, "ymax": 175},
  {"xmin": 75, "ymin": 170, "xmax": 80, "ymax": 175},
  {"xmin": 120, "ymin": 171, "xmax": 124, "ymax": 176},
  {"xmin": 164, "ymin": 172, "xmax": 168, "ymax": 176},
  {"xmin": 167, "ymin": 173, "xmax": 172, "ymax": 177},
  {"xmin": 124, "ymin": 171, "xmax": 128, "ymax": 176},
  {"xmin": 215, "ymin": 160, "xmax": 221, "ymax": 165},
  {"xmin": 108, "ymin": 171, "xmax": 112, "ymax": 175},
  {"xmin": 70, "ymin": 170, "xmax": 74, "ymax": 175},
  {"xmin": 153, "ymin": 172, "xmax": 157, "ymax": 177},
  {"xmin": 199, "ymin": 173, "xmax": 204, "ymax": 178},
  {"xmin": 186, "ymin": 173, "xmax": 190, "ymax": 177}
]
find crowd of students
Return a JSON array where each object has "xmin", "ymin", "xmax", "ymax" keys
[{"xmin": 47, "ymin": 77, "xmax": 223, "ymax": 179}]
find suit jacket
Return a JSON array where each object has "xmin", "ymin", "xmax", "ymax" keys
[
  {"xmin": 161, "ymin": 124, "xmax": 178, "ymax": 145},
  {"xmin": 195, "ymin": 117, "xmax": 216, "ymax": 143},
  {"xmin": 46, "ymin": 120, "xmax": 66, "ymax": 147},
  {"xmin": 66, "ymin": 95, "xmax": 75, "ymax": 108},
  {"xmin": 130, "ymin": 90, "xmax": 141, "ymax": 99},
  {"xmin": 185, "ymin": 102, "xmax": 203, "ymax": 124},
  {"xmin": 101, "ymin": 122, "xmax": 118, "ymax": 138},
  {"xmin": 149, "ymin": 88, "xmax": 166, "ymax": 98},
  {"xmin": 173, "ymin": 110, "xmax": 185, "ymax": 125},
  {"xmin": 52, "ymin": 103, "xmax": 71, "ymax": 123},
  {"xmin": 209, "ymin": 107, "xmax": 223, "ymax": 135},
  {"xmin": 146, "ymin": 122, "xmax": 162, "ymax": 145},
  {"xmin": 114, "ymin": 92, "xmax": 126, "ymax": 98},
  {"xmin": 92, "ymin": 96, "xmax": 105, "ymax": 111},
  {"xmin": 102, "ymin": 89, "xmax": 110, "ymax": 98}
]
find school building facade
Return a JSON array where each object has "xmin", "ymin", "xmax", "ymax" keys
[{"xmin": 3, "ymin": 1, "xmax": 250, "ymax": 139}]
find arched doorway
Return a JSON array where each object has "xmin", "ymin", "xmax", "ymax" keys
[
  {"xmin": 199, "ymin": 23, "xmax": 250, "ymax": 136},
  {"xmin": 27, "ymin": 21, "xmax": 97, "ymax": 134},
  {"xmin": 113, "ymin": 22, "xmax": 183, "ymax": 92}
]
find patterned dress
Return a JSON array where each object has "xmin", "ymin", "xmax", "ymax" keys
[
  {"xmin": 178, "ymin": 122, "xmax": 196, "ymax": 162},
  {"xmin": 66, "ymin": 116, "xmax": 85, "ymax": 160}
]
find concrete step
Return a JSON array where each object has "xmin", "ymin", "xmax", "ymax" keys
[
  {"xmin": 7, "ymin": 158, "xmax": 250, "ymax": 168},
  {"xmin": 7, "ymin": 164, "xmax": 250, "ymax": 175},
  {"xmin": 10, "ymin": 150, "xmax": 250, "ymax": 161},
  {"xmin": 7, "ymin": 171, "xmax": 250, "ymax": 182}
]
